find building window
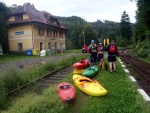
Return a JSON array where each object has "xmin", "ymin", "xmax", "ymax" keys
[
  {"xmin": 15, "ymin": 15, "xmax": 23, "ymax": 21},
  {"xmin": 47, "ymin": 30, "xmax": 52, "ymax": 36},
  {"xmin": 54, "ymin": 31, "xmax": 57, "ymax": 37},
  {"xmin": 59, "ymin": 32, "xmax": 63, "ymax": 38},
  {"xmin": 38, "ymin": 28, "xmax": 44, "ymax": 36},
  {"xmin": 50, "ymin": 18, "xmax": 54, "ymax": 24},
  {"xmin": 18, "ymin": 43, "xmax": 23, "ymax": 51},
  {"xmin": 48, "ymin": 42, "xmax": 51, "ymax": 49}
]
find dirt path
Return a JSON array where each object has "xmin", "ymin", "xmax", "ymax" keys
[{"xmin": 0, "ymin": 53, "xmax": 83, "ymax": 69}]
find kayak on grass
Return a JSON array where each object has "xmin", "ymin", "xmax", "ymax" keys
[
  {"xmin": 57, "ymin": 82, "xmax": 76, "ymax": 103},
  {"xmin": 73, "ymin": 69, "xmax": 85, "ymax": 75},
  {"xmin": 72, "ymin": 59, "xmax": 89, "ymax": 69},
  {"xmin": 82, "ymin": 65, "xmax": 99, "ymax": 78},
  {"xmin": 73, "ymin": 74, "xmax": 107, "ymax": 96}
]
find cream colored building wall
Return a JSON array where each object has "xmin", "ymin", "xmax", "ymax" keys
[
  {"xmin": 33, "ymin": 25, "xmax": 66, "ymax": 51},
  {"xmin": 33, "ymin": 25, "xmax": 46, "ymax": 50},
  {"xmin": 23, "ymin": 14, "xmax": 30, "ymax": 19},
  {"xmin": 8, "ymin": 14, "xmax": 30, "ymax": 22},
  {"xmin": 8, "ymin": 16, "xmax": 15, "ymax": 22},
  {"xmin": 8, "ymin": 25, "xmax": 33, "ymax": 51},
  {"xmin": 45, "ymin": 31, "xmax": 66, "ymax": 50},
  {"xmin": 8, "ymin": 24, "xmax": 66, "ymax": 52}
]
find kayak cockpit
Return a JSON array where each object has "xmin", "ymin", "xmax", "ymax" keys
[
  {"xmin": 79, "ymin": 79, "xmax": 92, "ymax": 83},
  {"xmin": 59, "ymin": 85, "xmax": 70, "ymax": 89}
]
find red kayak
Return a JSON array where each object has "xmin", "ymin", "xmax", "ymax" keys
[
  {"xmin": 72, "ymin": 59, "xmax": 89, "ymax": 69},
  {"xmin": 83, "ymin": 45, "xmax": 89, "ymax": 53},
  {"xmin": 57, "ymin": 82, "xmax": 76, "ymax": 103}
]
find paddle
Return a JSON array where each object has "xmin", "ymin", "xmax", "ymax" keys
[
  {"xmin": 94, "ymin": 57, "xmax": 101, "ymax": 71},
  {"xmin": 104, "ymin": 60, "xmax": 108, "ymax": 71},
  {"xmin": 89, "ymin": 56, "xmax": 101, "ymax": 71}
]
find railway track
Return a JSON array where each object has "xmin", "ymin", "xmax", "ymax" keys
[
  {"xmin": 121, "ymin": 49, "xmax": 150, "ymax": 96},
  {"xmin": 7, "ymin": 65, "xmax": 74, "ymax": 96}
]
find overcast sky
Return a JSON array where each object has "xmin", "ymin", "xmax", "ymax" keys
[{"xmin": 2, "ymin": 0, "xmax": 137, "ymax": 23}]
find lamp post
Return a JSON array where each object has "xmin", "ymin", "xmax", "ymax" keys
[
  {"xmin": 83, "ymin": 32, "xmax": 85, "ymax": 45},
  {"xmin": 98, "ymin": 34, "xmax": 102, "ymax": 43}
]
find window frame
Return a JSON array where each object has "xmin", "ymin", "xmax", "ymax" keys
[
  {"xmin": 38, "ymin": 28, "xmax": 44, "ymax": 36},
  {"xmin": 15, "ymin": 14, "xmax": 23, "ymax": 21},
  {"xmin": 59, "ymin": 32, "xmax": 63, "ymax": 38},
  {"xmin": 47, "ymin": 30, "xmax": 52, "ymax": 37},
  {"xmin": 18, "ymin": 43, "xmax": 23, "ymax": 51},
  {"xmin": 54, "ymin": 31, "xmax": 57, "ymax": 37}
]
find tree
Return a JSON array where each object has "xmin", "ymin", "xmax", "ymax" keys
[
  {"xmin": 0, "ymin": 2, "xmax": 10, "ymax": 53},
  {"xmin": 120, "ymin": 11, "xmax": 132, "ymax": 40},
  {"xmin": 134, "ymin": 0, "xmax": 150, "ymax": 40},
  {"xmin": 132, "ymin": 0, "xmax": 150, "ymax": 58},
  {"xmin": 83, "ymin": 24, "xmax": 98, "ymax": 46},
  {"xmin": 106, "ymin": 31, "xmax": 117, "ymax": 41},
  {"xmin": 70, "ymin": 23, "xmax": 83, "ymax": 49}
]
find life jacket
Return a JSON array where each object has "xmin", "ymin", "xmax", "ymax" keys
[
  {"xmin": 109, "ymin": 44, "xmax": 116, "ymax": 53},
  {"xmin": 97, "ymin": 46, "xmax": 103, "ymax": 54},
  {"xmin": 89, "ymin": 44, "xmax": 97, "ymax": 53}
]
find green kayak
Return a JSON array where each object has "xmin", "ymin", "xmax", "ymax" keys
[{"xmin": 82, "ymin": 65, "xmax": 99, "ymax": 78}]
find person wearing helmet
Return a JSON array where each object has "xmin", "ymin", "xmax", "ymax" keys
[
  {"xmin": 97, "ymin": 43, "xmax": 104, "ymax": 68},
  {"xmin": 88, "ymin": 40, "xmax": 97, "ymax": 66}
]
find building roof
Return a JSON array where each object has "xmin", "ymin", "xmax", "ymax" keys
[{"xmin": 8, "ymin": 4, "xmax": 67, "ymax": 30}]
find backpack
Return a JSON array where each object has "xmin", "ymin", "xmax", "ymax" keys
[{"xmin": 109, "ymin": 44, "xmax": 116, "ymax": 53}]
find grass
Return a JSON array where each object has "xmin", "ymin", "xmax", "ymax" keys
[
  {"xmin": 1, "ymin": 57, "xmax": 150, "ymax": 113},
  {"xmin": 0, "ymin": 54, "xmax": 39, "ymax": 63},
  {"xmin": 142, "ymin": 57, "xmax": 150, "ymax": 63},
  {"xmin": 79, "ymin": 62, "xmax": 149, "ymax": 113},
  {"xmin": 0, "ymin": 54, "xmax": 87, "ymax": 110},
  {"xmin": 66, "ymin": 49, "xmax": 81, "ymax": 53}
]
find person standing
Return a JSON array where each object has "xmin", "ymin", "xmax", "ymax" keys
[
  {"xmin": 97, "ymin": 43, "xmax": 104, "ymax": 68},
  {"xmin": 107, "ymin": 40, "xmax": 119, "ymax": 72},
  {"xmin": 88, "ymin": 40, "xmax": 97, "ymax": 66}
]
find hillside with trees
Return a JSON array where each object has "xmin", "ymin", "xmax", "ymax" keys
[{"xmin": 57, "ymin": 16, "xmax": 125, "ymax": 49}]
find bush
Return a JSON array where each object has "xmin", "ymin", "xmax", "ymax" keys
[
  {"xmin": 1, "ymin": 65, "xmax": 26, "ymax": 93},
  {"xmin": 137, "ymin": 48, "xmax": 148, "ymax": 58},
  {"xmin": 135, "ymin": 40, "xmax": 150, "ymax": 58},
  {"xmin": 119, "ymin": 39, "xmax": 131, "ymax": 47}
]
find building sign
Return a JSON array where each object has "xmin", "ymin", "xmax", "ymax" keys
[
  {"xmin": 50, "ymin": 37, "xmax": 55, "ymax": 40},
  {"xmin": 15, "ymin": 31, "xmax": 24, "ymax": 35}
]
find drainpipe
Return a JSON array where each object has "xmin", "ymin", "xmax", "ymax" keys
[{"xmin": 31, "ymin": 23, "xmax": 34, "ymax": 49}]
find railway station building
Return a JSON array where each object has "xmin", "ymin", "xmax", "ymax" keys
[{"xmin": 7, "ymin": 4, "xmax": 67, "ymax": 52}]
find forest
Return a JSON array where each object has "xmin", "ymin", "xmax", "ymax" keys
[{"xmin": 0, "ymin": 0, "xmax": 149, "ymax": 59}]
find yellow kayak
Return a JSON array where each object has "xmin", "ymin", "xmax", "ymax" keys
[
  {"xmin": 73, "ymin": 69, "xmax": 85, "ymax": 75},
  {"xmin": 73, "ymin": 74, "xmax": 107, "ymax": 96}
]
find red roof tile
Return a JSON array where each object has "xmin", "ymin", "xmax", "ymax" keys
[{"xmin": 8, "ymin": 5, "xmax": 67, "ymax": 30}]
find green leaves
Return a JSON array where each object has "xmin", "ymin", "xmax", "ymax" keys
[
  {"xmin": 120, "ymin": 11, "xmax": 132, "ymax": 40},
  {"xmin": 0, "ymin": 2, "xmax": 9, "ymax": 53}
]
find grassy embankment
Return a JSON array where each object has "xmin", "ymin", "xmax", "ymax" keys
[
  {"xmin": 0, "ymin": 52, "xmax": 87, "ymax": 110},
  {"xmin": 128, "ymin": 49, "xmax": 150, "ymax": 64},
  {"xmin": 1, "ymin": 56, "xmax": 150, "ymax": 113}
]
